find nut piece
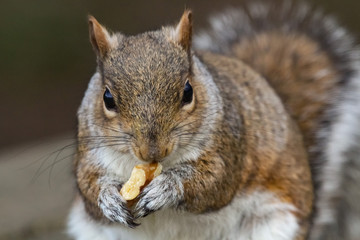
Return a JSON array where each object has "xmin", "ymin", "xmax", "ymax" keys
[
  {"xmin": 120, "ymin": 167, "xmax": 146, "ymax": 201},
  {"xmin": 120, "ymin": 163, "xmax": 162, "ymax": 201}
]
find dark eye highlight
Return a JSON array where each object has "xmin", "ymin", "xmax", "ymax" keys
[
  {"xmin": 182, "ymin": 81, "xmax": 193, "ymax": 105},
  {"xmin": 103, "ymin": 87, "xmax": 116, "ymax": 111}
]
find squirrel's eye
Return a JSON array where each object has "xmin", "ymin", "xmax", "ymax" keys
[
  {"xmin": 103, "ymin": 88, "xmax": 116, "ymax": 111},
  {"xmin": 182, "ymin": 80, "xmax": 193, "ymax": 105}
]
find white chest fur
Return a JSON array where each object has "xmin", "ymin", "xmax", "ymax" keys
[{"xmin": 67, "ymin": 190, "xmax": 299, "ymax": 240}]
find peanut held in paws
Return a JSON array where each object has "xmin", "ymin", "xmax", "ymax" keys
[{"xmin": 120, "ymin": 163, "xmax": 162, "ymax": 201}]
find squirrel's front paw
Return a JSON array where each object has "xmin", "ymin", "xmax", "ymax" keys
[
  {"xmin": 134, "ymin": 172, "xmax": 183, "ymax": 218},
  {"xmin": 98, "ymin": 183, "xmax": 139, "ymax": 228}
]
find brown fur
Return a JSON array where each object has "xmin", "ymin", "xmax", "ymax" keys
[
  {"xmin": 175, "ymin": 10, "xmax": 193, "ymax": 55},
  {"xmin": 232, "ymin": 32, "xmax": 340, "ymax": 148},
  {"xmin": 73, "ymin": 11, "xmax": 313, "ymax": 239},
  {"xmin": 75, "ymin": 13, "xmax": 206, "ymax": 222},
  {"xmin": 88, "ymin": 16, "xmax": 111, "ymax": 58},
  {"xmin": 194, "ymin": 4, "xmax": 357, "ymax": 237},
  {"xmin": 75, "ymin": 151, "xmax": 108, "ymax": 223},
  {"xmin": 186, "ymin": 52, "xmax": 313, "ymax": 236}
]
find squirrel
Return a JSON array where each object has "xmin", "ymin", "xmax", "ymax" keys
[{"xmin": 67, "ymin": 1, "xmax": 360, "ymax": 240}]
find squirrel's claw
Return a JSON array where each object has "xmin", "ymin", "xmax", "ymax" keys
[
  {"xmin": 133, "ymin": 173, "xmax": 182, "ymax": 219},
  {"xmin": 133, "ymin": 204, "xmax": 155, "ymax": 219},
  {"xmin": 133, "ymin": 191, "xmax": 160, "ymax": 219},
  {"xmin": 124, "ymin": 218, "xmax": 140, "ymax": 229}
]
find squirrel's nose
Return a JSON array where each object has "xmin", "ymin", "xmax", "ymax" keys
[{"xmin": 135, "ymin": 142, "xmax": 172, "ymax": 162}]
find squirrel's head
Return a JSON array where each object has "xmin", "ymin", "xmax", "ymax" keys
[{"xmin": 86, "ymin": 11, "xmax": 216, "ymax": 164}]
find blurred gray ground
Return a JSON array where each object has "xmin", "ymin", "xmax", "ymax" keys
[{"xmin": 0, "ymin": 136, "xmax": 74, "ymax": 240}]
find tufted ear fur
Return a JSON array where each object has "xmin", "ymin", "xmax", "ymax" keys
[
  {"xmin": 174, "ymin": 10, "xmax": 193, "ymax": 54},
  {"xmin": 88, "ymin": 15, "xmax": 114, "ymax": 59}
]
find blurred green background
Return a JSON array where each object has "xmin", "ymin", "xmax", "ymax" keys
[{"xmin": 0, "ymin": 0, "xmax": 360, "ymax": 149}]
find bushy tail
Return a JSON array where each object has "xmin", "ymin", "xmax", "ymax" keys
[{"xmin": 194, "ymin": 1, "xmax": 360, "ymax": 239}]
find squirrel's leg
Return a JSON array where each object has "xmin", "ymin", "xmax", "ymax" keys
[
  {"xmin": 235, "ymin": 197, "xmax": 302, "ymax": 240},
  {"xmin": 75, "ymin": 157, "xmax": 138, "ymax": 227}
]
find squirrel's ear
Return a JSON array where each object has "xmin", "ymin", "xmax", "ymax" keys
[
  {"xmin": 174, "ymin": 10, "xmax": 192, "ymax": 53},
  {"xmin": 88, "ymin": 16, "xmax": 114, "ymax": 58}
]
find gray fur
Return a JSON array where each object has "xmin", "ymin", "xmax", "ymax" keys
[
  {"xmin": 312, "ymin": 68, "xmax": 360, "ymax": 240},
  {"xmin": 98, "ymin": 178, "xmax": 139, "ymax": 228},
  {"xmin": 68, "ymin": 1, "xmax": 360, "ymax": 239},
  {"xmin": 134, "ymin": 170, "xmax": 185, "ymax": 218},
  {"xmin": 194, "ymin": 1, "xmax": 360, "ymax": 239},
  {"xmin": 194, "ymin": 1, "xmax": 356, "ymax": 83}
]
